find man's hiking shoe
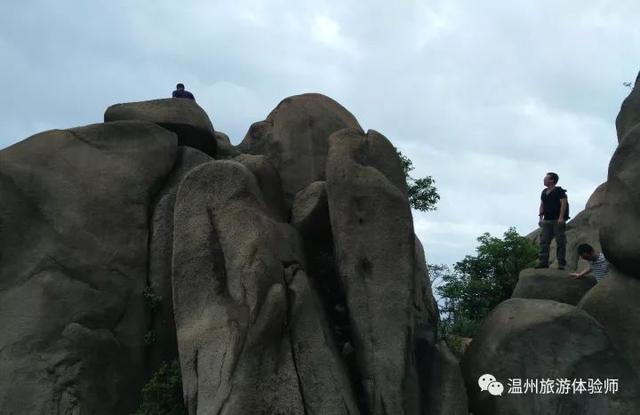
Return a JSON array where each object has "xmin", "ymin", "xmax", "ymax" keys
[{"xmin": 535, "ymin": 263, "xmax": 549, "ymax": 269}]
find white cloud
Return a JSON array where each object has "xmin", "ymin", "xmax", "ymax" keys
[{"xmin": 1, "ymin": 0, "xmax": 637, "ymax": 266}]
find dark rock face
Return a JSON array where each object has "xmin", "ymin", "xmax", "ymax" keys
[
  {"xmin": 233, "ymin": 153, "xmax": 288, "ymax": 221},
  {"xmin": 423, "ymin": 341, "xmax": 468, "ymax": 415},
  {"xmin": 214, "ymin": 131, "xmax": 237, "ymax": 158},
  {"xmin": 599, "ymin": 124, "xmax": 640, "ymax": 277},
  {"xmin": 6, "ymin": 81, "xmax": 640, "ymax": 415},
  {"xmin": 582, "ymin": 72, "xmax": 640, "ymax": 388},
  {"xmin": 326, "ymin": 127, "xmax": 424, "ymax": 414},
  {"xmin": 238, "ymin": 93, "xmax": 363, "ymax": 208},
  {"xmin": 578, "ymin": 269, "xmax": 640, "ymax": 379},
  {"xmin": 1, "ymin": 95, "xmax": 457, "ymax": 414},
  {"xmin": 148, "ymin": 147, "xmax": 213, "ymax": 373},
  {"xmin": 105, "ymin": 98, "xmax": 218, "ymax": 156},
  {"xmin": 291, "ymin": 180, "xmax": 328, "ymax": 233},
  {"xmin": 512, "ymin": 268, "xmax": 597, "ymax": 305},
  {"xmin": 171, "ymin": 160, "xmax": 308, "ymax": 414},
  {"xmin": 462, "ymin": 298, "xmax": 640, "ymax": 415},
  {"xmin": 8, "ymin": 81, "xmax": 640, "ymax": 415},
  {"xmin": 0, "ymin": 121, "xmax": 178, "ymax": 414},
  {"xmin": 615, "ymin": 72, "xmax": 640, "ymax": 142}
]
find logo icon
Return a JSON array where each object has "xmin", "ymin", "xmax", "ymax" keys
[{"xmin": 478, "ymin": 373, "xmax": 504, "ymax": 396}]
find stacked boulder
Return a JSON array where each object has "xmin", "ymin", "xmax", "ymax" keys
[
  {"xmin": 461, "ymin": 75, "xmax": 640, "ymax": 414},
  {"xmin": 580, "ymin": 74, "xmax": 640, "ymax": 383},
  {"xmin": 0, "ymin": 94, "xmax": 466, "ymax": 414}
]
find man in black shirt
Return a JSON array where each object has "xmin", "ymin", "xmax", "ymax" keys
[
  {"xmin": 172, "ymin": 83, "xmax": 196, "ymax": 101},
  {"xmin": 536, "ymin": 172, "xmax": 570, "ymax": 269}
]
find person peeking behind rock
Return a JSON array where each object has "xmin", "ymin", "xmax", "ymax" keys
[
  {"xmin": 536, "ymin": 172, "xmax": 570, "ymax": 270},
  {"xmin": 172, "ymin": 83, "xmax": 196, "ymax": 101},
  {"xmin": 569, "ymin": 243, "xmax": 609, "ymax": 283}
]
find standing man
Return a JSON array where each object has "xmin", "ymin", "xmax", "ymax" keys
[
  {"xmin": 536, "ymin": 172, "xmax": 570, "ymax": 269},
  {"xmin": 172, "ymin": 83, "xmax": 196, "ymax": 101}
]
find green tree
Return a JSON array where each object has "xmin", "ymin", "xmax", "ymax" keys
[
  {"xmin": 134, "ymin": 360, "xmax": 186, "ymax": 415},
  {"xmin": 434, "ymin": 227, "xmax": 537, "ymax": 340},
  {"xmin": 396, "ymin": 149, "xmax": 440, "ymax": 211}
]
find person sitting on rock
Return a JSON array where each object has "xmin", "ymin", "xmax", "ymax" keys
[
  {"xmin": 172, "ymin": 83, "xmax": 195, "ymax": 101},
  {"xmin": 569, "ymin": 243, "xmax": 609, "ymax": 282},
  {"xmin": 536, "ymin": 172, "xmax": 570, "ymax": 269}
]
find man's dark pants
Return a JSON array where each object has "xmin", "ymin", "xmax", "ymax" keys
[{"xmin": 539, "ymin": 220, "xmax": 566, "ymax": 266}]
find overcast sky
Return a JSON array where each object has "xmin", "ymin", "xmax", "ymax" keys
[{"xmin": 2, "ymin": 1, "xmax": 638, "ymax": 266}]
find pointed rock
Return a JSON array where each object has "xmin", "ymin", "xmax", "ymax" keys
[
  {"xmin": 239, "ymin": 93, "xmax": 363, "ymax": 208},
  {"xmin": 326, "ymin": 127, "xmax": 418, "ymax": 414}
]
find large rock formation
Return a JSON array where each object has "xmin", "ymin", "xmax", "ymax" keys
[
  {"xmin": 462, "ymin": 298, "xmax": 640, "ymax": 415},
  {"xmin": 238, "ymin": 93, "xmax": 363, "ymax": 208},
  {"xmin": 5, "ymin": 73, "xmax": 640, "ymax": 414},
  {"xmin": 599, "ymin": 123, "xmax": 640, "ymax": 276},
  {"xmin": 578, "ymin": 269, "xmax": 640, "ymax": 379},
  {"xmin": 147, "ymin": 146, "xmax": 213, "ymax": 372},
  {"xmin": 326, "ymin": 127, "xmax": 421, "ymax": 413},
  {"xmin": 462, "ymin": 72, "xmax": 640, "ymax": 415},
  {"xmin": 575, "ymin": 74, "xmax": 640, "ymax": 393},
  {"xmin": 0, "ymin": 94, "xmax": 458, "ymax": 414},
  {"xmin": 0, "ymin": 121, "xmax": 177, "ymax": 414}
]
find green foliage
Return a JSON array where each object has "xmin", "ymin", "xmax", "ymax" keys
[
  {"xmin": 134, "ymin": 360, "xmax": 186, "ymax": 415},
  {"xmin": 144, "ymin": 330, "xmax": 157, "ymax": 346},
  {"xmin": 434, "ymin": 227, "xmax": 537, "ymax": 341},
  {"xmin": 143, "ymin": 287, "xmax": 163, "ymax": 312},
  {"xmin": 396, "ymin": 149, "xmax": 440, "ymax": 212}
]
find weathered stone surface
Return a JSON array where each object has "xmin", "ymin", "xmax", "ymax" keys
[
  {"xmin": 291, "ymin": 180, "xmax": 328, "ymax": 233},
  {"xmin": 290, "ymin": 180, "xmax": 362, "ymax": 409},
  {"xmin": 423, "ymin": 341, "xmax": 468, "ymax": 415},
  {"xmin": 512, "ymin": 268, "xmax": 597, "ymax": 305},
  {"xmin": 0, "ymin": 93, "xmax": 490, "ymax": 415},
  {"xmin": 414, "ymin": 236, "xmax": 439, "ymax": 348},
  {"xmin": 414, "ymin": 238, "xmax": 460, "ymax": 415},
  {"xmin": 600, "ymin": 124, "xmax": 640, "ymax": 277},
  {"xmin": 239, "ymin": 93, "xmax": 363, "ymax": 207},
  {"xmin": 286, "ymin": 264, "xmax": 360, "ymax": 414},
  {"xmin": 214, "ymin": 131, "xmax": 238, "ymax": 158},
  {"xmin": 578, "ymin": 268, "xmax": 640, "ymax": 378},
  {"xmin": 0, "ymin": 121, "xmax": 177, "ymax": 414},
  {"xmin": 326, "ymin": 127, "xmax": 420, "ymax": 414},
  {"xmin": 585, "ymin": 182, "xmax": 607, "ymax": 210},
  {"xmin": 148, "ymin": 147, "xmax": 212, "ymax": 373},
  {"xmin": 105, "ymin": 98, "xmax": 217, "ymax": 156},
  {"xmin": 462, "ymin": 298, "xmax": 640, "ymax": 415},
  {"xmin": 233, "ymin": 153, "xmax": 287, "ymax": 221},
  {"xmin": 172, "ymin": 160, "xmax": 356, "ymax": 414},
  {"xmin": 616, "ymin": 71, "xmax": 640, "ymax": 142}
]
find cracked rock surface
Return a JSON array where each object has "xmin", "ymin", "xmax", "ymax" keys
[{"xmin": 1, "ymin": 95, "xmax": 457, "ymax": 414}]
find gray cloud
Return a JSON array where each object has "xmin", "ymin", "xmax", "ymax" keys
[{"xmin": 1, "ymin": 0, "xmax": 637, "ymax": 266}]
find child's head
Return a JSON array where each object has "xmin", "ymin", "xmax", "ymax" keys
[{"xmin": 577, "ymin": 243, "xmax": 596, "ymax": 261}]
